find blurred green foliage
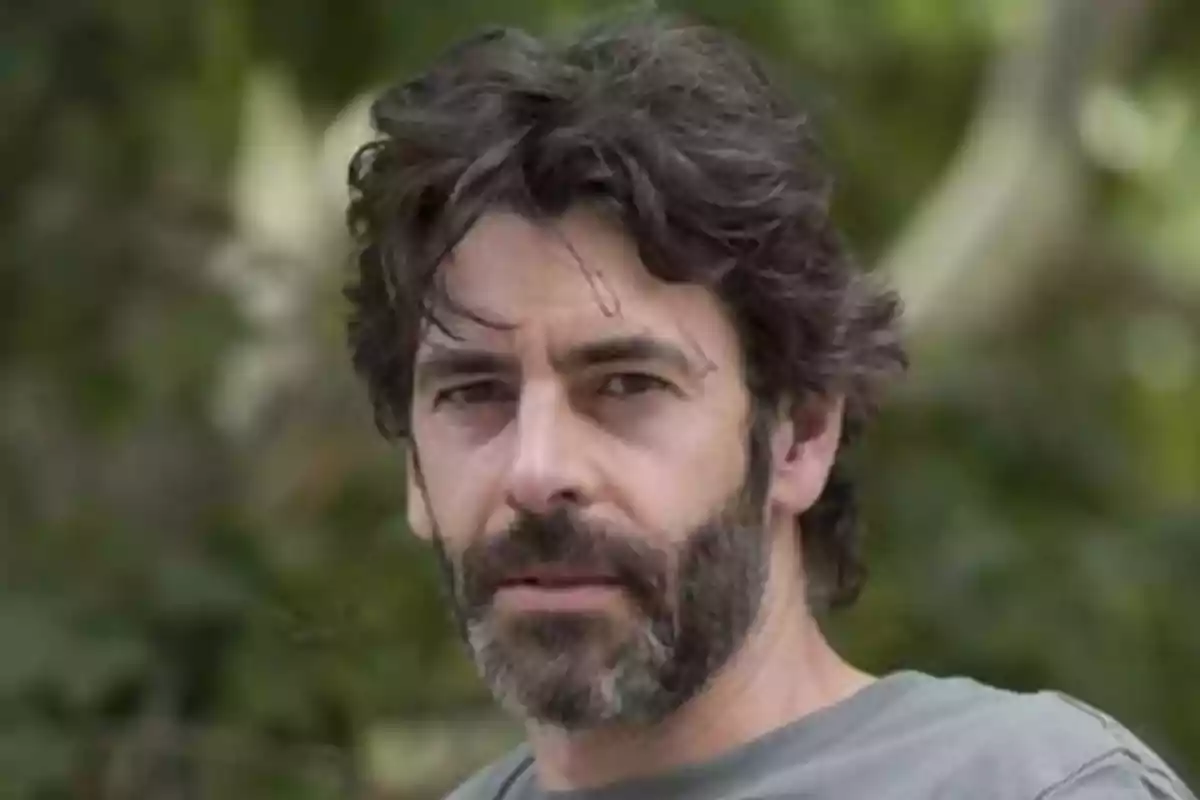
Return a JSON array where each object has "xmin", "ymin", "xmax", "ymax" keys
[{"xmin": 1, "ymin": 1, "xmax": 1197, "ymax": 797}]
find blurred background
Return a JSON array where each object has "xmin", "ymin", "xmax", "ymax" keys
[{"xmin": 2, "ymin": 0, "xmax": 1198, "ymax": 797}]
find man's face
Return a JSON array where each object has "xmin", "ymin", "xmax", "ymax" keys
[{"xmin": 408, "ymin": 207, "xmax": 781, "ymax": 729}]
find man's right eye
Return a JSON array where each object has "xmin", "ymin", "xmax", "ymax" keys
[{"xmin": 433, "ymin": 381, "xmax": 515, "ymax": 407}]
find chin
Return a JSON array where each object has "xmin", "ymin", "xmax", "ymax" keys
[{"xmin": 469, "ymin": 609, "xmax": 679, "ymax": 729}]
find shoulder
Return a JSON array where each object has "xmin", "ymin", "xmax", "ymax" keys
[
  {"xmin": 993, "ymin": 689, "xmax": 1194, "ymax": 799},
  {"xmin": 442, "ymin": 744, "xmax": 535, "ymax": 800},
  {"xmin": 897, "ymin": 674, "xmax": 1194, "ymax": 799}
]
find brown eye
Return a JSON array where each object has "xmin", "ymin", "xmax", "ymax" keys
[
  {"xmin": 596, "ymin": 373, "xmax": 672, "ymax": 398},
  {"xmin": 435, "ymin": 380, "xmax": 516, "ymax": 407}
]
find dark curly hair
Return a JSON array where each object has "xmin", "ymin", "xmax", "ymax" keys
[{"xmin": 344, "ymin": 14, "xmax": 906, "ymax": 610}]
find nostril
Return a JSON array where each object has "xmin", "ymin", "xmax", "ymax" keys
[
  {"xmin": 506, "ymin": 487, "xmax": 587, "ymax": 517},
  {"xmin": 551, "ymin": 488, "xmax": 584, "ymax": 506}
]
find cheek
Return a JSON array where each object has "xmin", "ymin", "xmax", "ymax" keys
[
  {"xmin": 612, "ymin": 404, "xmax": 749, "ymax": 538},
  {"xmin": 411, "ymin": 425, "xmax": 507, "ymax": 545}
]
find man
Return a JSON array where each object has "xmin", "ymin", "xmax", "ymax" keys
[{"xmin": 343, "ymin": 13, "xmax": 1196, "ymax": 800}]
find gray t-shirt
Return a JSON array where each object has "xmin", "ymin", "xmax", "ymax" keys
[{"xmin": 445, "ymin": 672, "xmax": 1196, "ymax": 800}]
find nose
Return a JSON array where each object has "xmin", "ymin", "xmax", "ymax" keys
[{"xmin": 503, "ymin": 385, "xmax": 598, "ymax": 515}]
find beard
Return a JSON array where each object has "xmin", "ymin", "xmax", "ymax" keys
[{"xmin": 431, "ymin": 458, "xmax": 773, "ymax": 731}]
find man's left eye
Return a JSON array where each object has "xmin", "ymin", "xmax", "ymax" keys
[{"xmin": 596, "ymin": 373, "xmax": 672, "ymax": 398}]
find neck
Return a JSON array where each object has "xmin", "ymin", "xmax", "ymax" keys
[{"xmin": 524, "ymin": 555, "xmax": 874, "ymax": 792}]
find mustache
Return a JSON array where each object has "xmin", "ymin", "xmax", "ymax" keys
[{"xmin": 456, "ymin": 507, "xmax": 670, "ymax": 615}]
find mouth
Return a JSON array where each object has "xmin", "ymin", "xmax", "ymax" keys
[
  {"xmin": 499, "ymin": 569, "xmax": 622, "ymax": 590},
  {"xmin": 493, "ymin": 569, "xmax": 627, "ymax": 611}
]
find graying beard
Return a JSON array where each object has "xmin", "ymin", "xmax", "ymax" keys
[{"xmin": 466, "ymin": 617, "xmax": 673, "ymax": 729}]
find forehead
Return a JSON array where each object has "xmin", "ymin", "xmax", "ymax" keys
[{"xmin": 420, "ymin": 207, "xmax": 737, "ymax": 360}]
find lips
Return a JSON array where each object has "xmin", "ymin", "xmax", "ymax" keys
[{"xmin": 499, "ymin": 568, "xmax": 622, "ymax": 589}]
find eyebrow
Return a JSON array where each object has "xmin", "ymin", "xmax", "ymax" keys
[
  {"xmin": 413, "ymin": 348, "xmax": 518, "ymax": 392},
  {"xmin": 413, "ymin": 334, "xmax": 698, "ymax": 391},
  {"xmin": 550, "ymin": 334, "xmax": 697, "ymax": 377}
]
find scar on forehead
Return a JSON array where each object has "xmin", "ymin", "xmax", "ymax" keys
[
  {"xmin": 675, "ymin": 316, "xmax": 719, "ymax": 379},
  {"xmin": 549, "ymin": 220, "xmax": 623, "ymax": 320}
]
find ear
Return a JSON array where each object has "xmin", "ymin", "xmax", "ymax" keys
[
  {"xmin": 768, "ymin": 395, "xmax": 845, "ymax": 516},
  {"xmin": 406, "ymin": 445, "xmax": 434, "ymax": 541}
]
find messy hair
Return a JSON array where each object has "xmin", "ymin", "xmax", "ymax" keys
[{"xmin": 344, "ymin": 14, "xmax": 906, "ymax": 610}]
